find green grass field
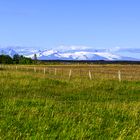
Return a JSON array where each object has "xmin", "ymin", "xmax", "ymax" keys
[{"xmin": 0, "ymin": 65, "xmax": 140, "ymax": 140}]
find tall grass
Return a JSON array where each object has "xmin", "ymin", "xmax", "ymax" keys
[{"xmin": 0, "ymin": 68, "xmax": 140, "ymax": 140}]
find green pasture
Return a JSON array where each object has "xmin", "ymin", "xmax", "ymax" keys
[{"xmin": 0, "ymin": 67, "xmax": 140, "ymax": 140}]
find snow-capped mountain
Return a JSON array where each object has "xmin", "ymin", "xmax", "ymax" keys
[
  {"xmin": 0, "ymin": 48, "xmax": 17, "ymax": 56},
  {"xmin": 0, "ymin": 46, "xmax": 140, "ymax": 61}
]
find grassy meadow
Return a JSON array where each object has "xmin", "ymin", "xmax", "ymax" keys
[{"xmin": 0, "ymin": 64, "xmax": 140, "ymax": 139}]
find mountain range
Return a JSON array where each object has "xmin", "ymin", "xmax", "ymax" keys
[{"xmin": 0, "ymin": 46, "xmax": 140, "ymax": 61}]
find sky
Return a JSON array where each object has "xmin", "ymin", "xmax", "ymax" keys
[{"xmin": 0, "ymin": 0, "xmax": 140, "ymax": 50}]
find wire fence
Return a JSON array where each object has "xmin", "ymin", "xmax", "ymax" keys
[{"xmin": 0, "ymin": 64, "xmax": 140, "ymax": 81}]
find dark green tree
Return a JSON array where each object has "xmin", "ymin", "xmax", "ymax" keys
[
  {"xmin": 13, "ymin": 54, "xmax": 20, "ymax": 64},
  {"xmin": 33, "ymin": 54, "xmax": 37, "ymax": 64},
  {"xmin": 0, "ymin": 55, "xmax": 13, "ymax": 64},
  {"xmin": 19, "ymin": 56, "xmax": 33, "ymax": 64}
]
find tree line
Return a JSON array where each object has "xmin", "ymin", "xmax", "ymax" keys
[{"xmin": 0, "ymin": 54, "xmax": 37, "ymax": 64}]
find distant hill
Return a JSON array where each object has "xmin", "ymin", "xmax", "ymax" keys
[{"xmin": 0, "ymin": 46, "xmax": 140, "ymax": 61}]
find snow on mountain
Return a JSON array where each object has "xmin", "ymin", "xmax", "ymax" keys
[
  {"xmin": 93, "ymin": 52, "xmax": 121, "ymax": 60},
  {"xmin": 0, "ymin": 47, "xmax": 39, "ymax": 57},
  {"xmin": 107, "ymin": 47, "xmax": 140, "ymax": 60},
  {"xmin": 32, "ymin": 49, "xmax": 137, "ymax": 61},
  {"xmin": 37, "ymin": 50, "xmax": 61, "ymax": 60},
  {"xmin": 0, "ymin": 46, "xmax": 139, "ymax": 61},
  {"xmin": 16, "ymin": 48, "xmax": 39, "ymax": 56},
  {"xmin": 26, "ymin": 49, "xmax": 61, "ymax": 60},
  {"xmin": 58, "ymin": 51, "xmax": 106, "ymax": 60},
  {"xmin": 0, "ymin": 48, "xmax": 17, "ymax": 57}
]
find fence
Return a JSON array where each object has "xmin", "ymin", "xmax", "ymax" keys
[{"xmin": 1, "ymin": 64, "xmax": 140, "ymax": 81}]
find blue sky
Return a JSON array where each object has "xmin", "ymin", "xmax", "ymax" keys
[{"xmin": 0, "ymin": 0, "xmax": 140, "ymax": 49}]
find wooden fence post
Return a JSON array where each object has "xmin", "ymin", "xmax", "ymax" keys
[
  {"xmin": 44, "ymin": 68, "xmax": 46, "ymax": 74},
  {"xmin": 89, "ymin": 70, "xmax": 92, "ymax": 80},
  {"xmin": 69, "ymin": 69, "xmax": 72, "ymax": 80},
  {"xmin": 118, "ymin": 70, "xmax": 121, "ymax": 82},
  {"xmin": 34, "ymin": 67, "xmax": 36, "ymax": 72},
  {"xmin": 55, "ymin": 68, "xmax": 57, "ymax": 75}
]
